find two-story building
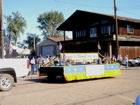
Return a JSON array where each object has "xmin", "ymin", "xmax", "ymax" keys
[{"xmin": 57, "ymin": 10, "xmax": 140, "ymax": 60}]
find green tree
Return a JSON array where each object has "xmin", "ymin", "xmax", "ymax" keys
[
  {"xmin": 5, "ymin": 11, "xmax": 26, "ymax": 45},
  {"xmin": 37, "ymin": 11, "xmax": 64, "ymax": 39},
  {"xmin": 23, "ymin": 33, "xmax": 41, "ymax": 51}
]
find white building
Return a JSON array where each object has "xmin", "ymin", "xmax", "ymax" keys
[
  {"xmin": 36, "ymin": 37, "xmax": 72, "ymax": 56},
  {"xmin": 5, "ymin": 45, "xmax": 31, "ymax": 58}
]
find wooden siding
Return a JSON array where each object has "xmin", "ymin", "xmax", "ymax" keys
[
  {"xmin": 118, "ymin": 21, "xmax": 140, "ymax": 36},
  {"xmin": 73, "ymin": 19, "xmax": 140, "ymax": 41},
  {"xmin": 120, "ymin": 46, "xmax": 140, "ymax": 60},
  {"xmin": 73, "ymin": 20, "xmax": 140, "ymax": 41}
]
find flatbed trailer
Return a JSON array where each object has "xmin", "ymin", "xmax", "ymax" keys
[
  {"xmin": 39, "ymin": 53, "xmax": 121, "ymax": 82},
  {"xmin": 39, "ymin": 63, "xmax": 121, "ymax": 82}
]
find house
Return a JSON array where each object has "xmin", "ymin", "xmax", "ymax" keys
[
  {"xmin": 36, "ymin": 37, "xmax": 72, "ymax": 56},
  {"xmin": 5, "ymin": 45, "xmax": 31, "ymax": 58},
  {"xmin": 57, "ymin": 10, "xmax": 140, "ymax": 60}
]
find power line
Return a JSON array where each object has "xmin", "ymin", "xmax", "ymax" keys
[
  {"xmin": 118, "ymin": 9, "xmax": 140, "ymax": 18},
  {"xmin": 53, "ymin": 0, "xmax": 112, "ymax": 9},
  {"xmin": 119, "ymin": 5, "xmax": 140, "ymax": 10},
  {"xmin": 54, "ymin": 0, "xmax": 140, "ymax": 19}
]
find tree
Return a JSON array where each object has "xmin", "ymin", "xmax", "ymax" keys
[
  {"xmin": 4, "ymin": 11, "xmax": 26, "ymax": 45},
  {"xmin": 23, "ymin": 33, "xmax": 41, "ymax": 51},
  {"xmin": 37, "ymin": 11, "xmax": 64, "ymax": 39}
]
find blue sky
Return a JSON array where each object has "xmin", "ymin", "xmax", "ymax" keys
[{"xmin": 3, "ymin": 0, "xmax": 140, "ymax": 42}]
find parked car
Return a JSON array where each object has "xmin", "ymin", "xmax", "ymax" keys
[{"xmin": 124, "ymin": 56, "xmax": 140, "ymax": 67}]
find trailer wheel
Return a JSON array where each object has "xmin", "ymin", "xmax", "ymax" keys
[{"xmin": 0, "ymin": 74, "xmax": 14, "ymax": 91}]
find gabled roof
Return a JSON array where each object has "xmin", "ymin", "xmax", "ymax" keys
[
  {"xmin": 57, "ymin": 10, "xmax": 140, "ymax": 31},
  {"xmin": 81, "ymin": 10, "xmax": 140, "ymax": 23},
  {"xmin": 47, "ymin": 37, "xmax": 72, "ymax": 42},
  {"xmin": 37, "ymin": 37, "xmax": 72, "ymax": 45}
]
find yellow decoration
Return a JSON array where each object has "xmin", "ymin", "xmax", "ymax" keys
[
  {"xmin": 98, "ymin": 52, "xmax": 104, "ymax": 57},
  {"xmin": 64, "ymin": 69, "xmax": 121, "ymax": 82}
]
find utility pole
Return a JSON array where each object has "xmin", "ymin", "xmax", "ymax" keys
[
  {"xmin": 0, "ymin": 0, "xmax": 4, "ymax": 59},
  {"xmin": 33, "ymin": 36, "xmax": 35, "ymax": 52},
  {"xmin": 114, "ymin": 0, "xmax": 119, "ymax": 58},
  {"xmin": 63, "ymin": 30, "xmax": 65, "ymax": 41}
]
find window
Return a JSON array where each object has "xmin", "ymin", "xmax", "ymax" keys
[
  {"xmin": 127, "ymin": 25, "xmax": 134, "ymax": 33},
  {"xmin": 82, "ymin": 30, "xmax": 86, "ymax": 36},
  {"xmin": 101, "ymin": 26, "xmax": 108, "ymax": 34},
  {"xmin": 90, "ymin": 28, "xmax": 97, "ymax": 38},
  {"xmin": 76, "ymin": 30, "xmax": 86, "ymax": 37},
  {"xmin": 101, "ymin": 25, "xmax": 114, "ymax": 34}
]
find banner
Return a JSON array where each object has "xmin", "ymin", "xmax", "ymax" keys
[
  {"xmin": 59, "ymin": 53, "xmax": 98, "ymax": 60},
  {"xmin": 86, "ymin": 65, "xmax": 104, "ymax": 76}
]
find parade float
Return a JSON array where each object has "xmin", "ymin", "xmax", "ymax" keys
[{"xmin": 39, "ymin": 53, "xmax": 121, "ymax": 82}]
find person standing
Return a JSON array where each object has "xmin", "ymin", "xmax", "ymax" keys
[
  {"xmin": 37, "ymin": 56, "xmax": 44, "ymax": 70},
  {"xmin": 119, "ymin": 55, "xmax": 123, "ymax": 65},
  {"xmin": 112, "ymin": 55, "xmax": 117, "ymax": 62},
  {"xmin": 30, "ymin": 57, "xmax": 35, "ymax": 74},
  {"xmin": 124, "ymin": 55, "xmax": 129, "ymax": 68}
]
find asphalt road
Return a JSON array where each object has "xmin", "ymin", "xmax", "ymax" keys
[{"xmin": 0, "ymin": 66, "xmax": 140, "ymax": 105}]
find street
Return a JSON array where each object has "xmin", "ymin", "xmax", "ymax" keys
[{"xmin": 0, "ymin": 66, "xmax": 140, "ymax": 105}]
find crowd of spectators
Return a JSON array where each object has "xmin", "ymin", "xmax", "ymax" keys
[
  {"xmin": 28, "ymin": 54, "xmax": 129, "ymax": 75},
  {"xmin": 28, "ymin": 55, "xmax": 61, "ymax": 74}
]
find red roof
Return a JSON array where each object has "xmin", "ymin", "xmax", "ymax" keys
[{"xmin": 47, "ymin": 37, "xmax": 72, "ymax": 42}]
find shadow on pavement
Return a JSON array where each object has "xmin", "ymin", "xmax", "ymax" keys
[
  {"xmin": 21, "ymin": 75, "xmax": 116, "ymax": 84},
  {"xmin": 23, "ymin": 75, "xmax": 67, "ymax": 84}
]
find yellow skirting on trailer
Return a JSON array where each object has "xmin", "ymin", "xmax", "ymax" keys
[{"xmin": 64, "ymin": 69, "xmax": 121, "ymax": 82}]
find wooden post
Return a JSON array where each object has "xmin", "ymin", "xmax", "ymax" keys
[
  {"xmin": 108, "ymin": 42, "xmax": 112, "ymax": 59},
  {"xmin": 63, "ymin": 30, "xmax": 65, "ymax": 41},
  {"xmin": 114, "ymin": 0, "xmax": 119, "ymax": 58},
  {"xmin": 0, "ymin": 0, "xmax": 4, "ymax": 59},
  {"xmin": 34, "ymin": 36, "xmax": 35, "ymax": 52}
]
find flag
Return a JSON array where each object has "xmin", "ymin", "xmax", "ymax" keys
[
  {"xmin": 7, "ymin": 36, "xmax": 13, "ymax": 54},
  {"xmin": 97, "ymin": 41, "xmax": 101, "ymax": 50},
  {"xmin": 59, "ymin": 42, "xmax": 62, "ymax": 50}
]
